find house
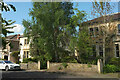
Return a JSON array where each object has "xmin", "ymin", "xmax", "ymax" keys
[
  {"xmin": 19, "ymin": 37, "xmax": 31, "ymax": 62},
  {"xmin": 19, "ymin": 13, "xmax": 120, "ymax": 63},
  {"xmin": 0, "ymin": 34, "xmax": 22, "ymax": 61},
  {"xmin": 83, "ymin": 12, "xmax": 120, "ymax": 63}
]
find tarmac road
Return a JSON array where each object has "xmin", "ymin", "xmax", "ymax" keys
[{"xmin": 0, "ymin": 70, "xmax": 119, "ymax": 80}]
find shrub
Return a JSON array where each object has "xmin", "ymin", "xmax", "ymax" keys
[
  {"xmin": 109, "ymin": 58, "xmax": 120, "ymax": 66},
  {"xmin": 62, "ymin": 63, "xmax": 68, "ymax": 68},
  {"xmin": 23, "ymin": 58, "xmax": 29, "ymax": 63},
  {"xmin": 103, "ymin": 64, "xmax": 119, "ymax": 73},
  {"xmin": 58, "ymin": 67, "xmax": 62, "ymax": 70},
  {"xmin": 61, "ymin": 56, "xmax": 77, "ymax": 63},
  {"xmin": 87, "ymin": 64, "xmax": 92, "ymax": 67},
  {"xmin": 11, "ymin": 51, "xmax": 19, "ymax": 57},
  {"xmin": 16, "ymin": 61, "xmax": 21, "ymax": 64},
  {"xmin": 23, "ymin": 58, "xmax": 38, "ymax": 63},
  {"xmin": 10, "ymin": 51, "xmax": 20, "ymax": 63},
  {"xmin": 40, "ymin": 60, "xmax": 47, "ymax": 69}
]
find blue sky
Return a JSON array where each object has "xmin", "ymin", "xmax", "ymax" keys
[{"xmin": 2, "ymin": 2, "xmax": 119, "ymax": 36}]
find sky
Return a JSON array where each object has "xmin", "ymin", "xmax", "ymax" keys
[{"xmin": 2, "ymin": 2, "xmax": 119, "ymax": 36}]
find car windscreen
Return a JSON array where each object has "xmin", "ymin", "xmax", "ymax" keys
[{"xmin": 4, "ymin": 61, "xmax": 13, "ymax": 64}]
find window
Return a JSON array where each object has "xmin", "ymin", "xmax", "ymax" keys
[
  {"xmin": 89, "ymin": 28, "xmax": 94, "ymax": 36},
  {"xmin": 99, "ymin": 45, "xmax": 103, "ymax": 57},
  {"xmin": 27, "ymin": 40, "xmax": 29, "ymax": 44},
  {"xmin": 23, "ymin": 51, "xmax": 26, "ymax": 58},
  {"xmin": 92, "ymin": 45, "xmax": 96, "ymax": 57},
  {"xmin": 24, "ymin": 39, "xmax": 27, "ymax": 45},
  {"xmin": 27, "ymin": 51, "xmax": 29, "ymax": 58},
  {"xmin": 115, "ymin": 44, "xmax": 119, "ymax": 57},
  {"xmin": 24, "ymin": 39, "xmax": 29, "ymax": 45},
  {"xmin": 118, "ymin": 24, "xmax": 120, "ymax": 34},
  {"xmin": 94, "ymin": 27, "xmax": 99, "ymax": 36},
  {"xmin": 23, "ymin": 51, "xmax": 29, "ymax": 58}
]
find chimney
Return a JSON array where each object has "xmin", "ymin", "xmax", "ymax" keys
[{"xmin": 17, "ymin": 34, "xmax": 20, "ymax": 40}]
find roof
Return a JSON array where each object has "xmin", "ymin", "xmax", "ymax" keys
[
  {"xmin": 6, "ymin": 34, "xmax": 23, "ymax": 41},
  {"xmin": 83, "ymin": 12, "xmax": 120, "ymax": 25}
]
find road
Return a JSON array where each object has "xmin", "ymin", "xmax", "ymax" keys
[{"xmin": 0, "ymin": 70, "xmax": 119, "ymax": 80}]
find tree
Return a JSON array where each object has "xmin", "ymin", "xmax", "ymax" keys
[
  {"xmin": 69, "ymin": 8, "xmax": 94, "ymax": 63},
  {"xmin": 0, "ymin": 2, "xmax": 16, "ymax": 49},
  {"xmin": 91, "ymin": 0, "xmax": 115, "ymax": 64},
  {"xmin": 23, "ymin": 2, "xmax": 75, "ymax": 62}
]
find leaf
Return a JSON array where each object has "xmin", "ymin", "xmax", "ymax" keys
[{"xmin": 9, "ymin": 4, "xmax": 16, "ymax": 12}]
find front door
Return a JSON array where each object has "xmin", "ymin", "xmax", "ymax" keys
[{"xmin": 4, "ymin": 56, "xmax": 8, "ymax": 60}]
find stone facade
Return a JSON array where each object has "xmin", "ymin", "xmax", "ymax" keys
[{"xmin": 0, "ymin": 34, "xmax": 22, "ymax": 61}]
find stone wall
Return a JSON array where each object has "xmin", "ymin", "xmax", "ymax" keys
[
  {"xmin": 20, "ymin": 63, "xmax": 28, "ymax": 70},
  {"xmin": 49, "ymin": 63, "xmax": 98, "ymax": 72},
  {"xmin": 20, "ymin": 62, "xmax": 38, "ymax": 70},
  {"xmin": 28, "ymin": 62, "xmax": 38, "ymax": 70},
  {"xmin": 20, "ymin": 59, "xmax": 103, "ymax": 73}
]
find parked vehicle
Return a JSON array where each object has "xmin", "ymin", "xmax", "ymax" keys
[{"xmin": 0, "ymin": 60, "xmax": 20, "ymax": 71}]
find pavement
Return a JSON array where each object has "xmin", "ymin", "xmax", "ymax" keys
[{"xmin": 0, "ymin": 70, "xmax": 119, "ymax": 80}]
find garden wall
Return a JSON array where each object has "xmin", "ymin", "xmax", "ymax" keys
[
  {"xmin": 20, "ymin": 62, "xmax": 38, "ymax": 70},
  {"xmin": 20, "ymin": 59, "xmax": 103, "ymax": 73},
  {"xmin": 49, "ymin": 63, "xmax": 98, "ymax": 72}
]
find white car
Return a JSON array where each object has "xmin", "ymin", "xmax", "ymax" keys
[{"xmin": 0, "ymin": 60, "xmax": 20, "ymax": 71}]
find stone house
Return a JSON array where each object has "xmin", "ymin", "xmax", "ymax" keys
[
  {"xmin": 82, "ymin": 12, "xmax": 120, "ymax": 63},
  {"xmin": 0, "ymin": 34, "xmax": 22, "ymax": 61},
  {"xmin": 19, "ymin": 13, "xmax": 120, "ymax": 63}
]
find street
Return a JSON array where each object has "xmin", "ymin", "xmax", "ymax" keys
[{"xmin": 0, "ymin": 70, "xmax": 119, "ymax": 80}]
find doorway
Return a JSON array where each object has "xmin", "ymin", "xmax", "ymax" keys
[
  {"xmin": 4, "ymin": 55, "xmax": 8, "ymax": 60},
  {"xmin": 40, "ymin": 60, "xmax": 47, "ymax": 69}
]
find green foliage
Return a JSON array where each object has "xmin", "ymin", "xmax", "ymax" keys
[
  {"xmin": 16, "ymin": 61, "xmax": 21, "ymax": 64},
  {"xmin": 23, "ymin": 58, "xmax": 38, "ymax": 63},
  {"xmin": 61, "ymin": 56, "xmax": 77, "ymax": 63},
  {"xmin": 109, "ymin": 58, "xmax": 120, "ymax": 67},
  {"xmin": 58, "ymin": 67, "xmax": 62, "ymax": 70},
  {"xmin": 40, "ymin": 60, "xmax": 47, "ymax": 69},
  {"xmin": 87, "ymin": 64, "xmax": 92, "ymax": 68},
  {"xmin": 23, "ymin": 58, "xmax": 29, "ymax": 63},
  {"xmin": 11, "ymin": 51, "xmax": 19, "ymax": 57},
  {"xmin": 22, "ymin": 2, "xmax": 79, "ymax": 62},
  {"xmin": 22, "ymin": 2, "xmax": 89, "ymax": 63},
  {"xmin": 77, "ymin": 28, "xmax": 93, "ymax": 60},
  {"xmin": 0, "ymin": 59, "xmax": 5, "ymax": 60},
  {"xmin": 62, "ymin": 63, "xmax": 68, "ymax": 68},
  {"xmin": 0, "ymin": 2, "xmax": 16, "ymax": 49},
  {"xmin": 11, "ymin": 51, "xmax": 19, "ymax": 63},
  {"xmin": 1, "ymin": 2, "xmax": 16, "ymax": 12},
  {"xmin": 103, "ymin": 64, "xmax": 120, "ymax": 73}
]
